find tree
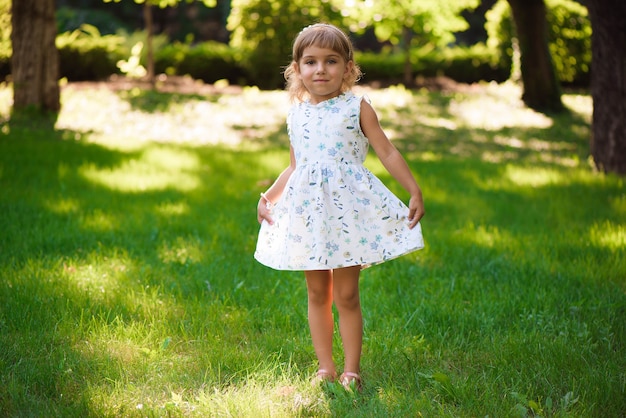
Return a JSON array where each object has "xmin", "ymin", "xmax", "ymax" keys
[
  {"xmin": 344, "ymin": 0, "xmax": 479, "ymax": 86},
  {"xmin": 103, "ymin": 0, "xmax": 217, "ymax": 85},
  {"xmin": 586, "ymin": 0, "xmax": 626, "ymax": 174},
  {"xmin": 10, "ymin": 0, "xmax": 60, "ymax": 114},
  {"xmin": 507, "ymin": 0, "xmax": 563, "ymax": 111}
]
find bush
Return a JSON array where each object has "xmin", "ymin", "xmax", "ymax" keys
[
  {"xmin": 356, "ymin": 51, "xmax": 404, "ymax": 82},
  {"xmin": 155, "ymin": 41, "xmax": 247, "ymax": 85},
  {"xmin": 56, "ymin": 24, "xmax": 125, "ymax": 81},
  {"xmin": 357, "ymin": 44, "xmax": 509, "ymax": 85}
]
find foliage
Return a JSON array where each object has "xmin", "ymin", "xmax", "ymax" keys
[
  {"xmin": 227, "ymin": 0, "xmax": 345, "ymax": 89},
  {"xmin": 155, "ymin": 41, "xmax": 247, "ymax": 84},
  {"xmin": 118, "ymin": 29, "xmax": 170, "ymax": 67},
  {"xmin": 547, "ymin": 0, "xmax": 591, "ymax": 84},
  {"xmin": 345, "ymin": 0, "xmax": 480, "ymax": 49},
  {"xmin": 102, "ymin": 0, "xmax": 216, "ymax": 8},
  {"xmin": 117, "ymin": 42, "xmax": 148, "ymax": 78},
  {"xmin": 57, "ymin": 5, "xmax": 132, "ymax": 35},
  {"xmin": 486, "ymin": 0, "xmax": 591, "ymax": 85},
  {"xmin": 0, "ymin": 0, "xmax": 10, "ymax": 77},
  {"xmin": 56, "ymin": 24, "xmax": 125, "ymax": 80},
  {"xmin": 356, "ymin": 44, "xmax": 509, "ymax": 84},
  {"xmin": 485, "ymin": 0, "xmax": 514, "ymax": 76},
  {"xmin": 0, "ymin": 82, "xmax": 624, "ymax": 417}
]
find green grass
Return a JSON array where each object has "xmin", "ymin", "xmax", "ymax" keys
[{"xmin": 0, "ymin": 81, "xmax": 624, "ymax": 417}]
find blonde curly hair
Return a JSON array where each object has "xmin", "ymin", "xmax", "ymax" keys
[{"xmin": 284, "ymin": 23, "xmax": 362, "ymax": 102}]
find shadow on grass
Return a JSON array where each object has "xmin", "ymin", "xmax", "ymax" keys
[
  {"xmin": 0, "ymin": 116, "xmax": 294, "ymax": 415},
  {"xmin": 0, "ymin": 87, "xmax": 624, "ymax": 416}
]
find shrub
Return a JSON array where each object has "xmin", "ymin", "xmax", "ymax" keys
[
  {"xmin": 357, "ymin": 44, "xmax": 509, "ymax": 85},
  {"xmin": 155, "ymin": 41, "xmax": 248, "ymax": 85},
  {"xmin": 356, "ymin": 51, "xmax": 405, "ymax": 83},
  {"xmin": 56, "ymin": 24, "xmax": 125, "ymax": 81}
]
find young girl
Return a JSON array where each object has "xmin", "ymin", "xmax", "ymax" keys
[{"xmin": 255, "ymin": 23, "xmax": 425, "ymax": 390}]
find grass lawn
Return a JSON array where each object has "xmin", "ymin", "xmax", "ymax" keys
[{"xmin": 0, "ymin": 80, "xmax": 624, "ymax": 417}]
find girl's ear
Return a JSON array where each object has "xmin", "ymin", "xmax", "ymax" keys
[{"xmin": 344, "ymin": 60, "xmax": 354, "ymax": 77}]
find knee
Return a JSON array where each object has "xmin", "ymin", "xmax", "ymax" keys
[
  {"xmin": 308, "ymin": 286, "xmax": 332, "ymax": 306},
  {"xmin": 334, "ymin": 287, "xmax": 360, "ymax": 311}
]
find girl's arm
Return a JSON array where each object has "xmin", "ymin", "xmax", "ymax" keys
[
  {"xmin": 360, "ymin": 99, "xmax": 425, "ymax": 228},
  {"xmin": 257, "ymin": 144, "xmax": 297, "ymax": 225}
]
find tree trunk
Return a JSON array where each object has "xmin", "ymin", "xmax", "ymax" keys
[
  {"xmin": 402, "ymin": 26, "xmax": 413, "ymax": 86},
  {"xmin": 587, "ymin": 0, "xmax": 626, "ymax": 175},
  {"xmin": 10, "ymin": 0, "xmax": 60, "ymax": 113},
  {"xmin": 507, "ymin": 0, "xmax": 563, "ymax": 112},
  {"xmin": 144, "ymin": 2, "xmax": 155, "ymax": 87}
]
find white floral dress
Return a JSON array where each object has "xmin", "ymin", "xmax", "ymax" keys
[{"xmin": 255, "ymin": 92, "xmax": 424, "ymax": 270}]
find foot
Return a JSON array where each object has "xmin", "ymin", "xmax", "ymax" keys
[
  {"xmin": 311, "ymin": 369, "xmax": 337, "ymax": 386},
  {"xmin": 339, "ymin": 372, "xmax": 362, "ymax": 392}
]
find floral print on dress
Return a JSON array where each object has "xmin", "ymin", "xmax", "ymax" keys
[{"xmin": 255, "ymin": 92, "xmax": 424, "ymax": 270}]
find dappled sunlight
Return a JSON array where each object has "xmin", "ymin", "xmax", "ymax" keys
[
  {"xmin": 158, "ymin": 236, "xmax": 205, "ymax": 265},
  {"xmin": 44, "ymin": 196, "xmax": 81, "ymax": 215},
  {"xmin": 449, "ymin": 90, "xmax": 553, "ymax": 131},
  {"xmin": 589, "ymin": 221, "xmax": 625, "ymax": 250},
  {"xmin": 0, "ymin": 83, "xmax": 11, "ymax": 120},
  {"xmin": 350, "ymin": 83, "xmax": 593, "ymax": 169},
  {"xmin": 610, "ymin": 194, "xmax": 626, "ymax": 217},
  {"xmin": 563, "ymin": 94, "xmax": 593, "ymax": 123},
  {"xmin": 156, "ymin": 201, "xmax": 190, "ymax": 216},
  {"xmin": 3, "ymin": 82, "xmax": 623, "ymax": 417},
  {"xmin": 79, "ymin": 147, "xmax": 201, "ymax": 192},
  {"xmin": 57, "ymin": 84, "xmax": 289, "ymax": 146},
  {"xmin": 195, "ymin": 374, "xmax": 327, "ymax": 417},
  {"xmin": 80, "ymin": 208, "xmax": 118, "ymax": 232},
  {"xmin": 61, "ymin": 256, "xmax": 129, "ymax": 301},
  {"xmin": 504, "ymin": 165, "xmax": 567, "ymax": 187},
  {"xmin": 456, "ymin": 223, "xmax": 511, "ymax": 249},
  {"xmin": 494, "ymin": 135, "xmax": 577, "ymax": 153}
]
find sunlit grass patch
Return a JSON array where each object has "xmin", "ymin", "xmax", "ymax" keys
[
  {"xmin": 79, "ymin": 146, "xmax": 201, "ymax": 192},
  {"xmin": 56, "ymin": 83, "xmax": 290, "ymax": 147},
  {"xmin": 504, "ymin": 165, "xmax": 567, "ymax": 187}
]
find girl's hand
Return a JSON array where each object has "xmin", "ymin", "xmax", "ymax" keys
[
  {"xmin": 257, "ymin": 196, "xmax": 274, "ymax": 225},
  {"xmin": 407, "ymin": 193, "xmax": 425, "ymax": 229}
]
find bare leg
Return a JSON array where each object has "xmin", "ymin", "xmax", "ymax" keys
[
  {"xmin": 305, "ymin": 269, "xmax": 336, "ymax": 377},
  {"xmin": 332, "ymin": 265, "xmax": 362, "ymax": 375}
]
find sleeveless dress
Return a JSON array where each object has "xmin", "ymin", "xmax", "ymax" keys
[{"xmin": 255, "ymin": 91, "xmax": 424, "ymax": 271}]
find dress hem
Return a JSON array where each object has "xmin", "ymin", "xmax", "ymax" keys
[{"xmin": 254, "ymin": 243, "xmax": 424, "ymax": 272}]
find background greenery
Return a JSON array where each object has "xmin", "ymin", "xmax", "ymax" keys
[
  {"xmin": 0, "ymin": 0, "xmax": 591, "ymax": 88},
  {"xmin": 0, "ymin": 82, "xmax": 623, "ymax": 416}
]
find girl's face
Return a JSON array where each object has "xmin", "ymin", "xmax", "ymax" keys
[{"xmin": 296, "ymin": 45, "xmax": 353, "ymax": 104}]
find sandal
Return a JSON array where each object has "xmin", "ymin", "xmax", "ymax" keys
[
  {"xmin": 339, "ymin": 372, "xmax": 362, "ymax": 392},
  {"xmin": 311, "ymin": 369, "xmax": 337, "ymax": 386}
]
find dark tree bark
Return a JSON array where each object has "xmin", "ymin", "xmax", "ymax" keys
[
  {"xmin": 586, "ymin": 0, "xmax": 626, "ymax": 175},
  {"xmin": 507, "ymin": 0, "xmax": 563, "ymax": 112},
  {"xmin": 402, "ymin": 26, "xmax": 413, "ymax": 86},
  {"xmin": 144, "ymin": 2, "xmax": 156, "ymax": 86},
  {"xmin": 10, "ymin": 0, "xmax": 60, "ymax": 113}
]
